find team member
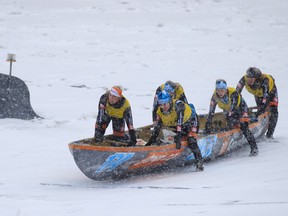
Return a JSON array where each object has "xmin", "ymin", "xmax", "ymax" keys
[
  {"xmin": 205, "ymin": 79, "xmax": 258, "ymax": 156},
  {"xmin": 146, "ymin": 90, "xmax": 204, "ymax": 171},
  {"xmin": 94, "ymin": 86, "xmax": 137, "ymax": 146},
  {"xmin": 152, "ymin": 81, "xmax": 188, "ymax": 126},
  {"xmin": 236, "ymin": 67, "xmax": 278, "ymax": 138}
]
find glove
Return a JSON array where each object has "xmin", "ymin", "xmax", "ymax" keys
[
  {"xmin": 127, "ymin": 140, "xmax": 136, "ymax": 147},
  {"xmin": 145, "ymin": 134, "xmax": 157, "ymax": 146},
  {"xmin": 145, "ymin": 139, "xmax": 154, "ymax": 146},
  {"xmin": 127, "ymin": 130, "xmax": 137, "ymax": 147},
  {"xmin": 174, "ymin": 133, "xmax": 182, "ymax": 149}
]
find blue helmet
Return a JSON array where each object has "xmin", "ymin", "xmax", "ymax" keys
[
  {"xmin": 158, "ymin": 90, "xmax": 172, "ymax": 104},
  {"xmin": 164, "ymin": 81, "xmax": 176, "ymax": 93},
  {"xmin": 215, "ymin": 79, "xmax": 227, "ymax": 90}
]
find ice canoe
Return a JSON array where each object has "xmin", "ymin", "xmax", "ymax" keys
[{"xmin": 68, "ymin": 108, "xmax": 269, "ymax": 180}]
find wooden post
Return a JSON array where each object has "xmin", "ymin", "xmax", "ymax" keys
[{"xmin": 6, "ymin": 54, "xmax": 16, "ymax": 90}]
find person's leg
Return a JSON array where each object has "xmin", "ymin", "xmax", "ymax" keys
[
  {"xmin": 94, "ymin": 114, "xmax": 111, "ymax": 142},
  {"xmin": 187, "ymin": 135, "xmax": 204, "ymax": 171},
  {"xmin": 266, "ymin": 106, "xmax": 278, "ymax": 138},
  {"xmin": 266, "ymin": 86, "xmax": 279, "ymax": 138},
  {"xmin": 240, "ymin": 122, "xmax": 258, "ymax": 156}
]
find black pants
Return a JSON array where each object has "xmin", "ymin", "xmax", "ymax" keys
[
  {"xmin": 267, "ymin": 105, "xmax": 278, "ymax": 136},
  {"xmin": 187, "ymin": 136, "xmax": 203, "ymax": 162},
  {"xmin": 240, "ymin": 122, "xmax": 257, "ymax": 149},
  {"xmin": 255, "ymin": 85, "xmax": 278, "ymax": 136},
  {"xmin": 95, "ymin": 114, "xmax": 126, "ymax": 140}
]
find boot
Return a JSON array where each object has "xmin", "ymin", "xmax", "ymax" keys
[
  {"xmin": 196, "ymin": 160, "xmax": 204, "ymax": 171},
  {"xmin": 188, "ymin": 137, "xmax": 204, "ymax": 171},
  {"xmin": 266, "ymin": 106, "xmax": 278, "ymax": 139},
  {"xmin": 249, "ymin": 146, "xmax": 259, "ymax": 157},
  {"xmin": 265, "ymin": 133, "xmax": 273, "ymax": 139},
  {"xmin": 240, "ymin": 122, "xmax": 258, "ymax": 156},
  {"xmin": 248, "ymin": 139, "xmax": 258, "ymax": 156},
  {"xmin": 193, "ymin": 148, "xmax": 204, "ymax": 171}
]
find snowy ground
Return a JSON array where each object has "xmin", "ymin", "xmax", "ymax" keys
[{"xmin": 1, "ymin": 0, "xmax": 288, "ymax": 215}]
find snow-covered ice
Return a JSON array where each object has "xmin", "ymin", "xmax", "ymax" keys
[{"xmin": 1, "ymin": 0, "xmax": 288, "ymax": 215}]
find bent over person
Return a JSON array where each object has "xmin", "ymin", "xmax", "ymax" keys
[
  {"xmin": 205, "ymin": 79, "xmax": 258, "ymax": 156},
  {"xmin": 94, "ymin": 86, "xmax": 137, "ymax": 146},
  {"xmin": 236, "ymin": 67, "xmax": 278, "ymax": 138},
  {"xmin": 146, "ymin": 90, "xmax": 204, "ymax": 171},
  {"xmin": 152, "ymin": 80, "xmax": 188, "ymax": 126}
]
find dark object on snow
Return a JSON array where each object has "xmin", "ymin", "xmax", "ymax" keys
[
  {"xmin": 0, "ymin": 73, "xmax": 40, "ymax": 120},
  {"xmin": 68, "ymin": 107, "xmax": 269, "ymax": 181}
]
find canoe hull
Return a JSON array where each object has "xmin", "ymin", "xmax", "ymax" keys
[{"xmin": 69, "ymin": 111, "xmax": 268, "ymax": 180}]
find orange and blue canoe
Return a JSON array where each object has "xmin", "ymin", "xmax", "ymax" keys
[{"xmin": 68, "ymin": 108, "xmax": 269, "ymax": 181}]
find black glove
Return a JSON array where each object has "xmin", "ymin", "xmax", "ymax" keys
[
  {"xmin": 127, "ymin": 130, "xmax": 137, "ymax": 147},
  {"xmin": 145, "ymin": 127, "xmax": 160, "ymax": 146},
  {"xmin": 127, "ymin": 141, "xmax": 136, "ymax": 147},
  {"xmin": 174, "ymin": 133, "xmax": 182, "ymax": 149},
  {"xmin": 145, "ymin": 141, "xmax": 152, "ymax": 146},
  {"xmin": 145, "ymin": 139, "xmax": 154, "ymax": 146}
]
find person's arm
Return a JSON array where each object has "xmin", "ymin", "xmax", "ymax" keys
[
  {"xmin": 204, "ymin": 95, "xmax": 217, "ymax": 134},
  {"xmin": 175, "ymin": 100, "xmax": 185, "ymax": 128},
  {"xmin": 174, "ymin": 101, "xmax": 186, "ymax": 148},
  {"xmin": 124, "ymin": 106, "xmax": 137, "ymax": 146},
  {"xmin": 96, "ymin": 94, "xmax": 108, "ymax": 124},
  {"xmin": 226, "ymin": 91, "xmax": 241, "ymax": 128},
  {"xmin": 262, "ymin": 77, "xmax": 270, "ymax": 99},
  {"xmin": 257, "ymin": 78, "xmax": 270, "ymax": 115},
  {"xmin": 146, "ymin": 116, "xmax": 162, "ymax": 146},
  {"xmin": 124, "ymin": 106, "xmax": 134, "ymax": 129},
  {"xmin": 236, "ymin": 76, "xmax": 246, "ymax": 93},
  {"xmin": 152, "ymin": 86, "xmax": 162, "ymax": 123},
  {"xmin": 94, "ymin": 94, "xmax": 108, "ymax": 141},
  {"xmin": 178, "ymin": 93, "xmax": 188, "ymax": 104},
  {"xmin": 229, "ymin": 91, "xmax": 239, "ymax": 113}
]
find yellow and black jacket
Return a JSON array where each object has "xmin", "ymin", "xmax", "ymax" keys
[
  {"xmin": 213, "ymin": 87, "xmax": 241, "ymax": 112},
  {"xmin": 156, "ymin": 99, "xmax": 192, "ymax": 127},
  {"xmin": 152, "ymin": 83, "xmax": 188, "ymax": 122},
  {"xmin": 149, "ymin": 100, "xmax": 198, "ymax": 143},
  {"xmin": 205, "ymin": 87, "xmax": 248, "ymax": 131},
  {"xmin": 95, "ymin": 92, "xmax": 134, "ymax": 132},
  {"xmin": 236, "ymin": 74, "xmax": 275, "ymax": 98}
]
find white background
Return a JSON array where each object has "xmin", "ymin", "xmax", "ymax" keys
[{"xmin": 1, "ymin": 0, "xmax": 288, "ymax": 215}]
